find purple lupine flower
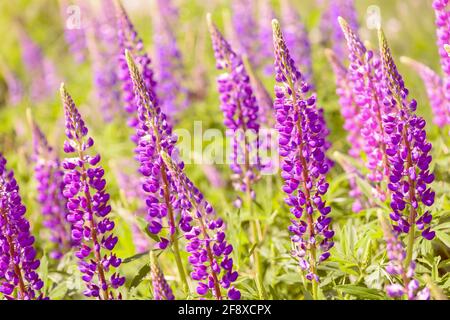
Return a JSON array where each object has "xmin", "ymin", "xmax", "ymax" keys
[
  {"xmin": 150, "ymin": 251, "xmax": 174, "ymax": 300},
  {"xmin": 320, "ymin": 0, "xmax": 358, "ymax": 60},
  {"xmin": 257, "ymin": 0, "xmax": 277, "ymax": 75},
  {"xmin": 272, "ymin": 19, "xmax": 333, "ymax": 284},
  {"xmin": 378, "ymin": 30, "xmax": 436, "ymax": 243},
  {"xmin": 379, "ymin": 214, "xmax": 430, "ymax": 300},
  {"xmin": 117, "ymin": 1, "xmax": 158, "ymax": 141},
  {"xmin": 60, "ymin": 84, "xmax": 125, "ymax": 300},
  {"xmin": 0, "ymin": 63, "xmax": 23, "ymax": 106},
  {"xmin": 153, "ymin": 0, "xmax": 189, "ymax": 120},
  {"xmin": 281, "ymin": 0, "xmax": 313, "ymax": 85},
  {"xmin": 0, "ymin": 154, "xmax": 45, "ymax": 300},
  {"xmin": 201, "ymin": 164, "xmax": 225, "ymax": 189},
  {"xmin": 339, "ymin": 17, "xmax": 389, "ymax": 201},
  {"xmin": 433, "ymin": 0, "xmax": 450, "ymax": 103},
  {"xmin": 29, "ymin": 118, "xmax": 71, "ymax": 260},
  {"xmin": 161, "ymin": 151, "xmax": 240, "ymax": 300},
  {"xmin": 401, "ymin": 57, "xmax": 449, "ymax": 128},
  {"xmin": 86, "ymin": 0, "xmax": 123, "ymax": 122},
  {"xmin": 126, "ymin": 50, "xmax": 238, "ymax": 298},
  {"xmin": 207, "ymin": 15, "xmax": 261, "ymax": 194},
  {"xmin": 231, "ymin": 0, "xmax": 258, "ymax": 60},
  {"xmin": 60, "ymin": 0, "xmax": 87, "ymax": 63},
  {"xmin": 17, "ymin": 27, "xmax": 59, "ymax": 102}
]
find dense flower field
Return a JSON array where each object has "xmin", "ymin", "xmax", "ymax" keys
[{"xmin": 0, "ymin": 0, "xmax": 449, "ymax": 300}]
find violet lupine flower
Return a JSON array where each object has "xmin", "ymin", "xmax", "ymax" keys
[
  {"xmin": 60, "ymin": 84, "xmax": 125, "ymax": 300},
  {"xmin": 150, "ymin": 251, "xmax": 174, "ymax": 300},
  {"xmin": 207, "ymin": 15, "xmax": 261, "ymax": 194},
  {"xmin": 379, "ymin": 214, "xmax": 430, "ymax": 300},
  {"xmin": 378, "ymin": 29, "xmax": 435, "ymax": 241},
  {"xmin": 30, "ymin": 119, "xmax": 71, "ymax": 260},
  {"xmin": 272, "ymin": 19, "xmax": 333, "ymax": 282},
  {"xmin": 257, "ymin": 0, "xmax": 277, "ymax": 75},
  {"xmin": 86, "ymin": 0, "xmax": 123, "ymax": 122},
  {"xmin": 124, "ymin": 50, "xmax": 179, "ymax": 250},
  {"xmin": 401, "ymin": 57, "xmax": 449, "ymax": 128},
  {"xmin": 339, "ymin": 18, "xmax": 389, "ymax": 200},
  {"xmin": 126, "ymin": 51, "xmax": 240, "ymax": 299},
  {"xmin": 153, "ymin": 0, "xmax": 189, "ymax": 120},
  {"xmin": 60, "ymin": 0, "xmax": 87, "ymax": 63},
  {"xmin": 281, "ymin": 0, "xmax": 313, "ymax": 85},
  {"xmin": 17, "ymin": 28, "xmax": 59, "ymax": 102},
  {"xmin": 116, "ymin": 1, "xmax": 158, "ymax": 141},
  {"xmin": 161, "ymin": 152, "xmax": 240, "ymax": 300},
  {"xmin": 433, "ymin": 0, "xmax": 450, "ymax": 103},
  {"xmin": 1, "ymin": 66, "xmax": 23, "ymax": 106},
  {"xmin": 0, "ymin": 153, "xmax": 45, "ymax": 300},
  {"xmin": 231, "ymin": 0, "xmax": 258, "ymax": 60},
  {"xmin": 320, "ymin": 0, "xmax": 358, "ymax": 61}
]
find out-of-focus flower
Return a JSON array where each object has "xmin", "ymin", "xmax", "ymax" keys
[
  {"xmin": 150, "ymin": 251, "xmax": 174, "ymax": 300},
  {"xmin": 60, "ymin": 0, "xmax": 87, "ymax": 63}
]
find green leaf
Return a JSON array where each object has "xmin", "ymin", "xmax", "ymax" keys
[
  {"xmin": 48, "ymin": 281, "xmax": 68, "ymax": 299},
  {"xmin": 335, "ymin": 284, "xmax": 385, "ymax": 300},
  {"xmin": 123, "ymin": 250, "xmax": 150, "ymax": 264},
  {"xmin": 130, "ymin": 264, "xmax": 151, "ymax": 289},
  {"xmin": 38, "ymin": 253, "xmax": 49, "ymax": 295},
  {"xmin": 436, "ymin": 231, "xmax": 450, "ymax": 248}
]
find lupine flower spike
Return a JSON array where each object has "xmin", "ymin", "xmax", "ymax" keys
[
  {"xmin": 161, "ymin": 151, "xmax": 240, "ymax": 300},
  {"xmin": 150, "ymin": 251, "xmax": 174, "ymax": 300},
  {"xmin": 60, "ymin": 84, "xmax": 125, "ymax": 299},
  {"xmin": 433, "ymin": 0, "xmax": 450, "ymax": 103},
  {"xmin": 400, "ymin": 57, "xmax": 448, "ymax": 128},
  {"xmin": 379, "ymin": 213, "xmax": 430, "ymax": 300},
  {"xmin": 60, "ymin": 0, "xmax": 87, "ymax": 63},
  {"xmin": 0, "ymin": 153, "xmax": 45, "ymax": 299},
  {"xmin": 125, "ymin": 50, "xmax": 190, "ymax": 294},
  {"xmin": 378, "ymin": 29, "xmax": 436, "ymax": 269},
  {"xmin": 208, "ymin": 13, "xmax": 265, "ymax": 299},
  {"xmin": 28, "ymin": 111, "xmax": 71, "ymax": 260},
  {"xmin": 272, "ymin": 19, "xmax": 333, "ymax": 298},
  {"xmin": 338, "ymin": 17, "xmax": 390, "ymax": 200}
]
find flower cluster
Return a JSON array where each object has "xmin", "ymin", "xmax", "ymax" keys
[
  {"xmin": 1, "ymin": 64, "xmax": 23, "ymax": 106},
  {"xmin": 117, "ymin": 1, "xmax": 158, "ymax": 139},
  {"xmin": 339, "ymin": 17, "xmax": 389, "ymax": 196},
  {"xmin": 281, "ymin": 0, "xmax": 313, "ymax": 85},
  {"xmin": 60, "ymin": 84, "xmax": 125, "ymax": 299},
  {"xmin": 433, "ymin": 0, "xmax": 450, "ymax": 103},
  {"xmin": 257, "ymin": 0, "xmax": 276, "ymax": 75},
  {"xmin": 161, "ymin": 152, "xmax": 240, "ymax": 300},
  {"xmin": 150, "ymin": 251, "xmax": 174, "ymax": 300},
  {"xmin": 401, "ymin": 57, "xmax": 448, "ymax": 128},
  {"xmin": 207, "ymin": 15, "xmax": 261, "ymax": 194},
  {"xmin": 0, "ymin": 153, "xmax": 45, "ymax": 299},
  {"xmin": 30, "ymin": 118, "xmax": 71, "ymax": 260},
  {"xmin": 17, "ymin": 27, "xmax": 59, "ymax": 102},
  {"xmin": 379, "ymin": 215, "xmax": 430, "ymax": 300},
  {"xmin": 60, "ymin": 0, "xmax": 87, "ymax": 63},
  {"xmin": 153, "ymin": 0, "xmax": 189, "ymax": 120},
  {"xmin": 231, "ymin": 0, "xmax": 258, "ymax": 61},
  {"xmin": 272, "ymin": 19, "xmax": 333, "ymax": 281},
  {"xmin": 86, "ymin": 0, "xmax": 123, "ymax": 122},
  {"xmin": 378, "ymin": 30, "xmax": 435, "ymax": 240}
]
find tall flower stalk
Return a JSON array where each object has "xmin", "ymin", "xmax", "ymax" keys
[
  {"xmin": 207, "ymin": 14, "xmax": 265, "ymax": 299},
  {"xmin": 0, "ymin": 153, "xmax": 45, "ymax": 300},
  {"xmin": 378, "ymin": 29, "xmax": 436, "ymax": 269},
  {"xmin": 161, "ymin": 151, "xmax": 240, "ymax": 300},
  {"xmin": 433, "ymin": 0, "xmax": 449, "ymax": 103},
  {"xmin": 125, "ymin": 50, "xmax": 190, "ymax": 295},
  {"xmin": 28, "ymin": 113, "xmax": 71, "ymax": 260},
  {"xmin": 272, "ymin": 19, "xmax": 333, "ymax": 300},
  {"xmin": 60, "ymin": 84, "xmax": 125, "ymax": 299},
  {"xmin": 338, "ymin": 17, "xmax": 390, "ymax": 200}
]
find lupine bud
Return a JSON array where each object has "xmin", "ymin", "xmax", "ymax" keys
[
  {"xmin": 378, "ymin": 29, "xmax": 435, "ymax": 239},
  {"xmin": 60, "ymin": 84, "xmax": 125, "ymax": 300},
  {"xmin": 150, "ymin": 251, "xmax": 174, "ymax": 300},
  {"xmin": 0, "ymin": 154, "xmax": 45, "ymax": 300},
  {"xmin": 272, "ymin": 19, "xmax": 333, "ymax": 282}
]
